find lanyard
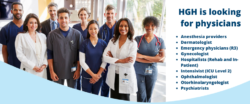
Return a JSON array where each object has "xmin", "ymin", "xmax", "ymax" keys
[{"xmin": 138, "ymin": 34, "xmax": 161, "ymax": 48}]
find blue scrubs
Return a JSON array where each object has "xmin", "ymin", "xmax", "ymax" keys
[
  {"xmin": 73, "ymin": 23, "xmax": 88, "ymax": 40},
  {"xmin": 80, "ymin": 39, "xmax": 107, "ymax": 94},
  {"xmin": 73, "ymin": 23, "xmax": 88, "ymax": 90},
  {"xmin": 0, "ymin": 21, "xmax": 23, "ymax": 68},
  {"xmin": 99, "ymin": 22, "xmax": 116, "ymax": 97},
  {"xmin": 134, "ymin": 35, "xmax": 166, "ymax": 102}
]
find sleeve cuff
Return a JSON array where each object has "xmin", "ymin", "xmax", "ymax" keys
[
  {"xmin": 47, "ymin": 49, "xmax": 53, "ymax": 59},
  {"xmin": 28, "ymin": 63, "xmax": 36, "ymax": 70},
  {"xmin": 101, "ymin": 62, "xmax": 107, "ymax": 69}
]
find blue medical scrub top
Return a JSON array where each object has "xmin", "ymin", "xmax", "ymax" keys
[
  {"xmin": 80, "ymin": 39, "xmax": 107, "ymax": 78},
  {"xmin": 99, "ymin": 22, "xmax": 116, "ymax": 44},
  {"xmin": 73, "ymin": 23, "xmax": 88, "ymax": 40},
  {"xmin": 0, "ymin": 21, "xmax": 23, "ymax": 68},
  {"xmin": 134, "ymin": 35, "xmax": 166, "ymax": 75},
  {"xmin": 99, "ymin": 22, "xmax": 116, "ymax": 71}
]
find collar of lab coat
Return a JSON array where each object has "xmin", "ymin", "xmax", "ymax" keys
[
  {"xmin": 25, "ymin": 31, "xmax": 44, "ymax": 55},
  {"xmin": 112, "ymin": 36, "xmax": 129, "ymax": 58}
]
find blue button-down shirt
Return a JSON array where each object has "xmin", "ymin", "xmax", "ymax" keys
[{"xmin": 50, "ymin": 18, "xmax": 58, "ymax": 30}]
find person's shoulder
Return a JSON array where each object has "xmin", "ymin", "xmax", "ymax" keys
[
  {"xmin": 49, "ymin": 28, "xmax": 59, "ymax": 34},
  {"xmin": 17, "ymin": 32, "xmax": 26, "ymax": 35},
  {"xmin": 48, "ymin": 28, "xmax": 59, "ymax": 37},
  {"xmin": 99, "ymin": 24, "xmax": 105, "ymax": 30},
  {"xmin": 99, "ymin": 39, "xmax": 107, "ymax": 45},
  {"xmin": 135, "ymin": 35, "xmax": 143, "ymax": 40},
  {"xmin": 72, "ymin": 23, "xmax": 80, "ymax": 28},
  {"xmin": 82, "ymin": 38, "xmax": 90, "ymax": 44},
  {"xmin": 127, "ymin": 39, "xmax": 137, "ymax": 49},
  {"xmin": 38, "ymin": 32, "xmax": 46, "ymax": 38},
  {"xmin": 16, "ymin": 32, "xmax": 27, "ymax": 38},
  {"xmin": 41, "ymin": 19, "xmax": 49, "ymax": 26},
  {"xmin": 131, "ymin": 39, "xmax": 138, "ymax": 45},
  {"xmin": 71, "ymin": 28, "xmax": 81, "ymax": 35},
  {"xmin": 71, "ymin": 27, "xmax": 79, "ymax": 32},
  {"xmin": 1, "ymin": 21, "xmax": 13, "ymax": 30},
  {"xmin": 157, "ymin": 36, "xmax": 164, "ymax": 42}
]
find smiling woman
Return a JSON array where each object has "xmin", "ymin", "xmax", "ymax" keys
[
  {"xmin": 134, "ymin": 16, "xmax": 166, "ymax": 102},
  {"xmin": 79, "ymin": 20, "xmax": 107, "ymax": 95},
  {"xmin": 102, "ymin": 18, "xmax": 137, "ymax": 101},
  {"xmin": 23, "ymin": 13, "xmax": 41, "ymax": 32},
  {"xmin": 15, "ymin": 13, "xmax": 48, "ymax": 79}
]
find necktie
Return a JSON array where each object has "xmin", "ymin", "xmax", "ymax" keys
[{"xmin": 52, "ymin": 21, "xmax": 56, "ymax": 30}]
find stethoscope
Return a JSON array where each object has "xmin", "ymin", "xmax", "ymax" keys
[
  {"xmin": 102, "ymin": 22, "xmax": 116, "ymax": 41},
  {"xmin": 102, "ymin": 26, "xmax": 108, "ymax": 41},
  {"xmin": 138, "ymin": 34, "xmax": 161, "ymax": 52}
]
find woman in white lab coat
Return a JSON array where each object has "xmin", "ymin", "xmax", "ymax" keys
[
  {"xmin": 15, "ymin": 13, "xmax": 47, "ymax": 79},
  {"xmin": 102, "ymin": 18, "xmax": 137, "ymax": 101}
]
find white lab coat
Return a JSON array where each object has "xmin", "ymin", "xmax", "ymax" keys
[
  {"xmin": 103, "ymin": 37, "xmax": 138, "ymax": 94},
  {"xmin": 15, "ymin": 31, "xmax": 48, "ymax": 79}
]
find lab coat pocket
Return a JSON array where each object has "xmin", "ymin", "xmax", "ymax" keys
[{"xmin": 119, "ymin": 67, "xmax": 131, "ymax": 86}]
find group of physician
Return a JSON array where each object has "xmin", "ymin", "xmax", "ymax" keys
[{"xmin": 0, "ymin": 2, "xmax": 166, "ymax": 102}]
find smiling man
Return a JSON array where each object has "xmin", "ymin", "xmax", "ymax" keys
[
  {"xmin": 47, "ymin": 8, "xmax": 83, "ymax": 88},
  {"xmin": 99, "ymin": 4, "xmax": 117, "ymax": 97},
  {"xmin": 40, "ymin": 2, "xmax": 59, "ymax": 81},
  {"xmin": 41, "ymin": 2, "xmax": 59, "ymax": 36},
  {"xmin": 0, "ymin": 2, "xmax": 23, "ymax": 68}
]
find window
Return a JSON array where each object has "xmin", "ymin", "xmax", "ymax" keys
[
  {"xmin": 75, "ymin": 0, "xmax": 92, "ymax": 12},
  {"xmin": 125, "ymin": 0, "xmax": 165, "ymax": 37}
]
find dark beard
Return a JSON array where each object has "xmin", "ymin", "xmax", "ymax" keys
[{"xmin": 13, "ymin": 14, "xmax": 22, "ymax": 20}]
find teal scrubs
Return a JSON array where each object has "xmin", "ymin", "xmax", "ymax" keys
[{"xmin": 134, "ymin": 35, "xmax": 166, "ymax": 102}]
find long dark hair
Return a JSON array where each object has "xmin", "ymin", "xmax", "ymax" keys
[
  {"xmin": 112, "ymin": 18, "xmax": 134, "ymax": 43},
  {"xmin": 86, "ymin": 20, "xmax": 101, "ymax": 39},
  {"xmin": 23, "ymin": 13, "xmax": 41, "ymax": 32}
]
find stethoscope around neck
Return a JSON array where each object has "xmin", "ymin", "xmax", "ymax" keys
[
  {"xmin": 137, "ymin": 34, "xmax": 161, "ymax": 52},
  {"xmin": 102, "ymin": 26, "xmax": 108, "ymax": 41}
]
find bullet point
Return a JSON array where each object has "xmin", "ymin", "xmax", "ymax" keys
[
  {"xmin": 176, "ymin": 36, "xmax": 178, "ymax": 38},
  {"xmin": 176, "ymin": 41, "xmax": 178, "ymax": 44},
  {"xmin": 176, "ymin": 70, "xmax": 178, "ymax": 72},
  {"xmin": 176, "ymin": 76, "xmax": 178, "ymax": 78},
  {"xmin": 176, "ymin": 87, "xmax": 178, "ymax": 89},
  {"xmin": 176, "ymin": 53, "xmax": 178, "ymax": 55},
  {"xmin": 176, "ymin": 82, "xmax": 178, "ymax": 84},
  {"xmin": 176, "ymin": 47, "xmax": 178, "ymax": 49},
  {"xmin": 176, "ymin": 59, "xmax": 178, "ymax": 61}
]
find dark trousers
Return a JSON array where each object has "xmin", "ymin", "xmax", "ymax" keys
[
  {"xmin": 46, "ymin": 67, "xmax": 52, "ymax": 81},
  {"xmin": 74, "ymin": 76, "xmax": 81, "ymax": 90},
  {"xmin": 101, "ymin": 68, "xmax": 110, "ymax": 97},
  {"xmin": 74, "ymin": 71, "xmax": 82, "ymax": 90},
  {"xmin": 54, "ymin": 79, "xmax": 76, "ymax": 88},
  {"xmin": 110, "ymin": 74, "xmax": 130, "ymax": 101},
  {"xmin": 82, "ymin": 77, "xmax": 103, "ymax": 95}
]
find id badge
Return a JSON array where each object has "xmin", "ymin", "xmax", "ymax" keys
[
  {"xmin": 122, "ymin": 79, "xmax": 129, "ymax": 84},
  {"xmin": 71, "ymin": 67, "xmax": 76, "ymax": 72},
  {"xmin": 145, "ymin": 66, "xmax": 153, "ymax": 74}
]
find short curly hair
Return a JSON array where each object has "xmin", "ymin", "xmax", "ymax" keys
[{"xmin": 142, "ymin": 16, "xmax": 159, "ymax": 28}]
